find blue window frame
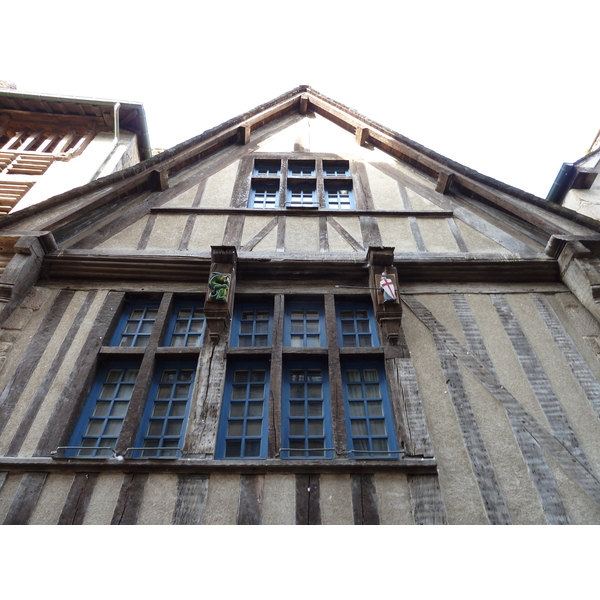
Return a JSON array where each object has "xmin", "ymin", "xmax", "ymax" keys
[
  {"xmin": 337, "ymin": 301, "xmax": 379, "ymax": 348},
  {"xmin": 284, "ymin": 300, "xmax": 325, "ymax": 347},
  {"xmin": 111, "ymin": 302, "xmax": 160, "ymax": 347},
  {"xmin": 323, "ymin": 161, "xmax": 350, "ymax": 177},
  {"xmin": 163, "ymin": 301, "xmax": 205, "ymax": 347},
  {"xmin": 132, "ymin": 362, "xmax": 196, "ymax": 458},
  {"xmin": 217, "ymin": 362, "xmax": 270, "ymax": 459},
  {"xmin": 286, "ymin": 183, "xmax": 317, "ymax": 208},
  {"xmin": 231, "ymin": 302, "xmax": 273, "ymax": 347},
  {"xmin": 253, "ymin": 160, "xmax": 280, "ymax": 176},
  {"xmin": 342, "ymin": 362, "xmax": 398, "ymax": 458},
  {"xmin": 250, "ymin": 184, "xmax": 279, "ymax": 209},
  {"xmin": 288, "ymin": 161, "xmax": 315, "ymax": 177},
  {"xmin": 281, "ymin": 362, "xmax": 332, "ymax": 458},
  {"xmin": 326, "ymin": 184, "xmax": 354, "ymax": 210},
  {"xmin": 67, "ymin": 363, "xmax": 140, "ymax": 457}
]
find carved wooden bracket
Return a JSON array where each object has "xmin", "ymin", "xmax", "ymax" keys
[
  {"xmin": 367, "ymin": 247, "xmax": 402, "ymax": 345},
  {"xmin": 204, "ymin": 246, "xmax": 237, "ymax": 342}
]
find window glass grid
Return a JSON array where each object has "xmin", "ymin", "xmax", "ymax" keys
[
  {"xmin": 112, "ymin": 302, "xmax": 159, "ymax": 347},
  {"xmin": 164, "ymin": 302, "xmax": 205, "ymax": 347},
  {"xmin": 250, "ymin": 185, "xmax": 279, "ymax": 209},
  {"xmin": 133, "ymin": 364, "xmax": 195, "ymax": 458},
  {"xmin": 326, "ymin": 185, "xmax": 354, "ymax": 210},
  {"xmin": 286, "ymin": 185, "xmax": 317, "ymax": 208},
  {"xmin": 323, "ymin": 161, "xmax": 350, "ymax": 176},
  {"xmin": 218, "ymin": 363, "xmax": 270, "ymax": 459},
  {"xmin": 337, "ymin": 303, "xmax": 378, "ymax": 348},
  {"xmin": 282, "ymin": 364, "xmax": 332, "ymax": 459},
  {"xmin": 288, "ymin": 161, "xmax": 316, "ymax": 177},
  {"xmin": 232, "ymin": 303, "xmax": 273, "ymax": 347},
  {"xmin": 68, "ymin": 365, "xmax": 140, "ymax": 457},
  {"xmin": 253, "ymin": 160, "xmax": 281, "ymax": 175},
  {"xmin": 343, "ymin": 364, "xmax": 397, "ymax": 458},
  {"xmin": 285, "ymin": 302, "xmax": 325, "ymax": 347}
]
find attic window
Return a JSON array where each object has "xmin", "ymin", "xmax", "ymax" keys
[{"xmin": 247, "ymin": 156, "xmax": 355, "ymax": 210}]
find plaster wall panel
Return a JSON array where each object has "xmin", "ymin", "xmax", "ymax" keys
[
  {"xmin": 20, "ymin": 292, "xmax": 107, "ymax": 456},
  {"xmin": 418, "ymin": 218, "xmax": 459, "ymax": 253},
  {"xmin": 0, "ymin": 292, "xmax": 86, "ymax": 455},
  {"xmin": 552, "ymin": 456, "xmax": 600, "ymax": 524},
  {"xmin": 327, "ymin": 216, "xmax": 363, "ymax": 253},
  {"xmin": 256, "ymin": 122, "xmax": 299, "ymax": 152},
  {"xmin": 83, "ymin": 473, "xmax": 124, "ymax": 524},
  {"xmin": 506, "ymin": 294, "xmax": 600, "ymax": 470},
  {"xmin": 320, "ymin": 473, "xmax": 354, "ymax": 525},
  {"xmin": 408, "ymin": 189, "xmax": 445, "ymax": 211},
  {"xmin": 163, "ymin": 183, "xmax": 203, "ymax": 208},
  {"xmin": 365, "ymin": 163, "xmax": 403, "ymax": 210},
  {"xmin": 307, "ymin": 113, "xmax": 357, "ymax": 154},
  {"xmin": 455, "ymin": 218, "xmax": 510, "ymax": 253},
  {"xmin": 146, "ymin": 215, "xmax": 189, "ymax": 251},
  {"xmin": 375, "ymin": 473, "xmax": 414, "ymax": 525},
  {"xmin": 402, "ymin": 297, "xmax": 489, "ymax": 524},
  {"xmin": 28, "ymin": 473, "xmax": 74, "ymax": 524},
  {"xmin": 262, "ymin": 473, "xmax": 295, "ymax": 524},
  {"xmin": 241, "ymin": 215, "xmax": 277, "ymax": 247},
  {"xmin": 378, "ymin": 217, "xmax": 419, "ymax": 252},
  {"xmin": 466, "ymin": 294, "xmax": 552, "ymax": 428},
  {"xmin": 188, "ymin": 215, "xmax": 228, "ymax": 252},
  {"xmin": 251, "ymin": 224, "xmax": 278, "ymax": 253},
  {"xmin": 554, "ymin": 292, "xmax": 600, "ymax": 364},
  {"xmin": 200, "ymin": 162, "xmax": 238, "ymax": 208},
  {"xmin": 0, "ymin": 473, "xmax": 22, "ymax": 523},
  {"xmin": 285, "ymin": 217, "xmax": 319, "ymax": 253},
  {"xmin": 461, "ymin": 293, "xmax": 548, "ymax": 523},
  {"xmin": 0, "ymin": 288, "xmax": 55, "ymax": 388},
  {"xmin": 137, "ymin": 473, "xmax": 178, "ymax": 525},
  {"xmin": 202, "ymin": 473, "xmax": 240, "ymax": 524},
  {"xmin": 97, "ymin": 215, "xmax": 147, "ymax": 250}
]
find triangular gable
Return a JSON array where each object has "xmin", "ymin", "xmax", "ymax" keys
[{"xmin": 2, "ymin": 86, "xmax": 600, "ymax": 323}]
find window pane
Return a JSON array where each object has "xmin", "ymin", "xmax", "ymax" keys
[
  {"xmin": 370, "ymin": 420, "xmax": 387, "ymax": 436},
  {"xmin": 247, "ymin": 402, "xmax": 263, "ymax": 417},
  {"xmin": 351, "ymin": 420, "xmax": 368, "ymax": 436},
  {"xmin": 246, "ymin": 421, "xmax": 262, "ymax": 436},
  {"xmin": 85, "ymin": 421, "xmax": 103, "ymax": 436},
  {"xmin": 308, "ymin": 421, "xmax": 324, "ymax": 436}
]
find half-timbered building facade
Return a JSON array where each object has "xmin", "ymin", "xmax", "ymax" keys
[{"xmin": 1, "ymin": 86, "xmax": 600, "ymax": 524}]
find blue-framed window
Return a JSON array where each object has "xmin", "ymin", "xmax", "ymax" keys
[
  {"xmin": 217, "ymin": 362, "xmax": 270, "ymax": 459},
  {"xmin": 323, "ymin": 161, "xmax": 350, "ymax": 177},
  {"xmin": 284, "ymin": 300, "xmax": 326, "ymax": 347},
  {"xmin": 288, "ymin": 161, "xmax": 315, "ymax": 177},
  {"xmin": 253, "ymin": 160, "xmax": 280, "ymax": 176},
  {"xmin": 337, "ymin": 301, "xmax": 379, "ymax": 348},
  {"xmin": 326, "ymin": 184, "xmax": 354, "ymax": 210},
  {"xmin": 231, "ymin": 302, "xmax": 273, "ymax": 347},
  {"xmin": 342, "ymin": 362, "xmax": 398, "ymax": 458},
  {"xmin": 67, "ymin": 363, "xmax": 140, "ymax": 457},
  {"xmin": 286, "ymin": 183, "xmax": 317, "ymax": 208},
  {"xmin": 111, "ymin": 302, "xmax": 160, "ymax": 347},
  {"xmin": 132, "ymin": 362, "xmax": 196, "ymax": 458},
  {"xmin": 250, "ymin": 184, "xmax": 279, "ymax": 209},
  {"xmin": 281, "ymin": 362, "xmax": 332, "ymax": 458},
  {"xmin": 163, "ymin": 301, "xmax": 205, "ymax": 347}
]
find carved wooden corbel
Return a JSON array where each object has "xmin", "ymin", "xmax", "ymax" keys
[
  {"xmin": 204, "ymin": 246, "xmax": 237, "ymax": 342},
  {"xmin": 367, "ymin": 246, "xmax": 402, "ymax": 345}
]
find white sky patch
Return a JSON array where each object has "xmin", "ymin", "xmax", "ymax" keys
[{"xmin": 3, "ymin": 0, "xmax": 598, "ymax": 198}]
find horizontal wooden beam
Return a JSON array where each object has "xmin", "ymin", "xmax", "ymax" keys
[{"xmin": 0, "ymin": 456, "xmax": 438, "ymax": 474}]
